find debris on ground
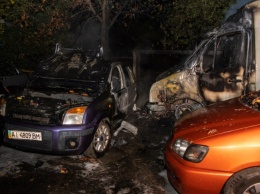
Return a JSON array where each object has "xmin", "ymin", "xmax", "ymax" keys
[{"xmin": 113, "ymin": 120, "xmax": 138, "ymax": 136}]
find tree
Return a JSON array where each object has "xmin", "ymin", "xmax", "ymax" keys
[
  {"xmin": 76, "ymin": 0, "xmax": 235, "ymax": 55},
  {"xmin": 157, "ymin": 0, "xmax": 235, "ymax": 50},
  {"xmin": 0, "ymin": 0, "xmax": 73, "ymax": 69},
  {"xmin": 0, "ymin": 0, "xmax": 236, "ymax": 68},
  {"xmin": 70, "ymin": 0, "xmax": 161, "ymax": 59}
]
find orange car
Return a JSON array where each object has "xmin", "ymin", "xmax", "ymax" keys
[{"xmin": 164, "ymin": 91, "xmax": 260, "ymax": 194}]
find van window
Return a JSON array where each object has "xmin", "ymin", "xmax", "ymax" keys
[
  {"xmin": 202, "ymin": 41, "xmax": 215, "ymax": 72},
  {"xmin": 214, "ymin": 33, "xmax": 243, "ymax": 71}
]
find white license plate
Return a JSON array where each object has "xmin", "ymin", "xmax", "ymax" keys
[{"xmin": 8, "ymin": 130, "xmax": 42, "ymax": 141}]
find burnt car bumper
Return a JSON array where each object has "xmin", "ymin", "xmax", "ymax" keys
[
  {"xmin": 163, "ymin": 145, "xmax": 232, "ymax": 194},
  {"xmin": 3, "ymin": 121, "xmax": 95, "ymax": 155},
  {"xmin": 146, "ymin": 102, "xmax": 167, "ymax": 113}
]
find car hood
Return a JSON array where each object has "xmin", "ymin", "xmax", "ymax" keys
[{"xmin": 173, "ymin": 97, "xmax": 260, "ymax": 142}]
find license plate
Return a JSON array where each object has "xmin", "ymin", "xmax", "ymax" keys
[{"xmin": 8, "ymin": 130, "xmax": 42, "ymax": 141}]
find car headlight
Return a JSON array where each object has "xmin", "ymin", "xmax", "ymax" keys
[
  {"xmin": 172, "ymin": 138, "xmax": 209, "ymax": 163},
  {"xmin": 63, "ymin": 106, "xmax": 87, "ymax": 125}
]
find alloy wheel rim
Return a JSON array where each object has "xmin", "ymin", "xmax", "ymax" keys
[
  {"xmin": 243, "ymin": 183, "xmax": 260, "ymax": 194},
  {"xmin": 94, "ymin": 124, "xmax": 110, "ymax": 152}
]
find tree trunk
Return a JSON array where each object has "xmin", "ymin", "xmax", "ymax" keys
[{"xmin": 101, "ymin": 0, "xmax": 110, "ymax": 60}]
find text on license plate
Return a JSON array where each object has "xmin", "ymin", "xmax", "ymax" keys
[{"xmin": 8, "ymin": 130, "xmax": 42, "ymax": 141}]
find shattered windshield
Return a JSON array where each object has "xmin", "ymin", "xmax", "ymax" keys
[{"xmin": 240, "ymin": 91, "xmax": 260, "ymax": 111}]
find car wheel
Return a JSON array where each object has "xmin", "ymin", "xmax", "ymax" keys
[
  {"xmin": 223, "ymin": 167, "xmax": 260, "ymax": 194},
  {"xmin": 84, "ymin": 120, "xmax": 111, "ymax": 158}
]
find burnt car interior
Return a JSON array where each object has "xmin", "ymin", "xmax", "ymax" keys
[{"xmin": 198, "ymin": 32, "xmax": 246, "ymax": 101}]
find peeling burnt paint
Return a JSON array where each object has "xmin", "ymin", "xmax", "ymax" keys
[{"xmin": 147, "ymin": 1, "xmax": 260, "ymax": 119}]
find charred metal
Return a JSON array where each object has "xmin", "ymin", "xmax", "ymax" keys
[{"xmin": 147, "ymin": 2, "xmax": 259, "ymax": 119}]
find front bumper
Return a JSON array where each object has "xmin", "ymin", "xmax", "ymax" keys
[
  {"xmin": 146, "ymin": 102, "xmax": 170, "ymax": 117},
  {"xmin": 163, "ymin": 145, "xmax": 232, "ymax": 194},
  {"xmin": 3, "ymin": 121, "xmax": 95, "ymax": 155}
]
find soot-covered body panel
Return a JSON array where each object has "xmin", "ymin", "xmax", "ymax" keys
[
  {"xmin": 147, "ymin": 1, "xmax": 259, "ymax": 119},
  {"xmin": 1, "ymin": 46, "xmax": 137, "ymax": 156}
]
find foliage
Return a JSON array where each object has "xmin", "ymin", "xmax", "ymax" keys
[
  {"xmin": 68, "ymin": 0, "xmax": 163, "ymax": 59},
  {"xmin": 0, "ymin": 0, "xmax": 236, "ymax": 69},
  {"xmin": 157, "ymin": 0, "xmax": 236, "ymax": 50},
  {"xmin": 0, "ymin": 0, "xmax": 73, "ymax": 70}
]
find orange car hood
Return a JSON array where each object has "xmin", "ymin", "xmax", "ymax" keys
[{"xmin": 174, "ymin": 98, "xmax": 260, "ymax": 142}]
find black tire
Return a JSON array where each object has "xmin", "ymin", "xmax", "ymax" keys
[
  {"xmin": 223, "ymin": 167, "xmax": 260, "ymax": 194},
  {"xmin": 84, "ymin": 120, "xmax": 111, "ymax": 158}
]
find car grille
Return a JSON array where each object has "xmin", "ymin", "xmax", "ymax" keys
[
  {"xmin": 4, "ymin": 124, "xmax": 53, "ymax": 151},
  {"xmin": 7, "ymin": 105, "xmax": 59, "ymax": 125},
  {"xmin": 12, "ymin": 113, "xmax": 51, "ymax": 124}
]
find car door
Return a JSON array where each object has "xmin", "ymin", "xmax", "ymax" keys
[
  {"xmin": 122, "ymin": 66, "xmax": 137, "ymax": 107},
  {"xmin": 109, "ymin": 63, "xmax": 129, "ymax": 115},
  {"xmin": 198, "ymin": 31, "xmax": 248, "ymax": 103}
]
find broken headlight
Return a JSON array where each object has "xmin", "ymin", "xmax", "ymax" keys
[
  {"xmin": 172, "ymin": 139, "xmax": 209, "ymax": 163},
  {"xmin": 63, "ymin": 106, "xmax": 87, "ymax": 125}
]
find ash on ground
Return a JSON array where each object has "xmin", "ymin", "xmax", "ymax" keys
[{"xmin": 0, "ymin": 111, "xmax": 177, "ymax": 194}]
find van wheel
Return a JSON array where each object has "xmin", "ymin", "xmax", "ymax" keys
[
  {"xmin": 173, "ymin": 98, "xmax": 204, "ymax": 120},
  {"xmin": 223, "ymin": 168, "xmax": 260, "ymax": 194},
  {"xmin": 84, "ymin": 121, "xmax": 111, "ymax": 158}
]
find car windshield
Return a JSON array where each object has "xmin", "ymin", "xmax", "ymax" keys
[{"xmin": 240, "ymin": 91, "xmax": 260, "ymax": 112}]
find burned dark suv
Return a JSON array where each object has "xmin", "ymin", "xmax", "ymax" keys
[{"xmin": 1, "ymin": 46, "xmax": 137, "ymax": 158}]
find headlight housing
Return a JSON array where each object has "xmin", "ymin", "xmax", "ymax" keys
[
  {"xmin": 63, "ymin": 106, "xmax": 87, "ymax": 125},
  {"xmin": 172, "ymin": 138, "xmax": 209, "ymax": 163}
]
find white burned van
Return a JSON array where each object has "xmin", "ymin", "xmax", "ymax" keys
[{"xmin": 147, "ymin": 0, "xmax": 260, "ymax": 119}]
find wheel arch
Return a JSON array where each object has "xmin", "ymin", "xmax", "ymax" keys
[{"xmin": 221, "ymin": 166, "xmax": 260, "ymax": 194}]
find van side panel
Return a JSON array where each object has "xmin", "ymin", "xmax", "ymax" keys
[{"xmin": 254, "ymin": 8, "xmax": 260, "ymax": 90}]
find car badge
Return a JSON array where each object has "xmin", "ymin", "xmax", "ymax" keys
[{"xmin": 207, "ymin": 129, "xmax": 217, "ymax": 135}]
